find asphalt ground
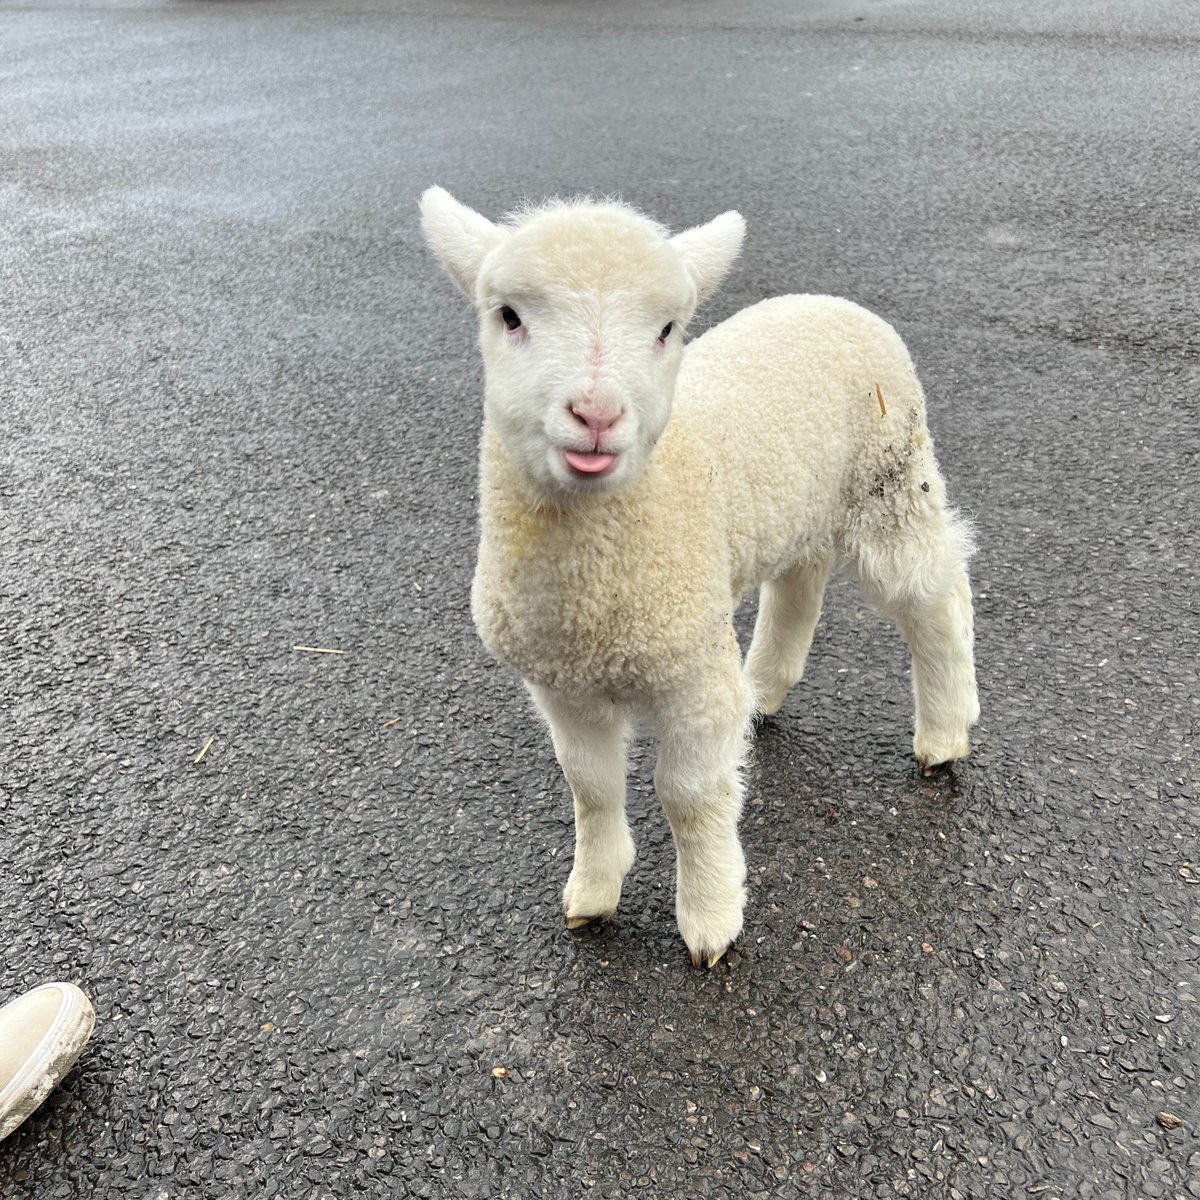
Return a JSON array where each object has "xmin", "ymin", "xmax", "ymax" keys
[{"xmin": 1, "ymin": 1, "xmax": 1197, "ymax": 1197}]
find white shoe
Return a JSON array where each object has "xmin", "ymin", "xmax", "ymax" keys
[{"xmin": 0, "ymin": 982, "xmax": 95, "ymax": 1141}]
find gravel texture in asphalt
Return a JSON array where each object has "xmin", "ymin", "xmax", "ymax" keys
[{"xmin": 1, "ymin": 1, "xmax": 1197, "ymax": 1197}]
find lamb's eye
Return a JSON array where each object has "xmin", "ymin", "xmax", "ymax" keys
[
  {"xmin": 658, "ymin": 322, "xmax": 674, "ymax": 342},
  {"xmin": 500, "ymin": 306, "xmax": 522, "ymax": 331}
]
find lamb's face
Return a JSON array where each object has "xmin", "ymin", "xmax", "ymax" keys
[
  {"xmin": 475, "ymin": 212, "xmax": 694, "ymax": 496},
  {"xmin": 421, "ymin": 189, "xmax": 745, "ymax": 500}
]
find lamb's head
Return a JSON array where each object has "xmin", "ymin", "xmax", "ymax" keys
[{"xmin": 420, "ymin": 188, "xmax": 744, "ymax": 497}]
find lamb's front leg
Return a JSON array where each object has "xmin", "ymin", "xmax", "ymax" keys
[
  {"xmin": 653, "ymin": 669, "xmax": 753, "ymax": 968},
  {"xmin": 528, "ymin": 685, "xmax": 635, "ymax": 928}
]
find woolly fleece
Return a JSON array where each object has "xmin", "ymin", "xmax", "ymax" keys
[
  {"xmin": 474, "ymin": 295, "xmax": 965, "ymax": 703},
  {"xmin": 421, "ymin": 189, "xmax": 979, "ymax": 964}
]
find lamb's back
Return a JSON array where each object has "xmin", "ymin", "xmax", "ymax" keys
[{"xmin": 670, "ymin": 295, "xmax": 927, "ymax": 593}]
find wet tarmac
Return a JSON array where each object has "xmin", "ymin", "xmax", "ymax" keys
[{"xmin": 1, "ymin": 1, "xmax": 1196, "ymax": 1196}]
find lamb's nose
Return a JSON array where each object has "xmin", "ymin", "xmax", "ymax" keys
[{"xmin": 568, "ymin": 404, "xmax": 623, "ymax": 434}]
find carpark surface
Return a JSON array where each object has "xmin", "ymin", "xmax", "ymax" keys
[{"xmin": 1, "ymin": 1, "xmax": 1196, "ymax": 1196}]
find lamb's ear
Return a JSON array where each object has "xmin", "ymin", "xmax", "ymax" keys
[
  {"xmin": 419, "ymin": 186, "xmax": 506, "ymax": 300},
  {"xmin": 670, "ymin": 211, "xmax": 745, "ymax": 307}
]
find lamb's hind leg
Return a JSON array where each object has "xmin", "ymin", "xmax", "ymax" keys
[
  {"xmin": 856, "ymin": 512, "xmax": 980, "ymax": 773},
  {"xmin": 529, "ymin": 685, "xmax": 635, "ymax": 927},
  {"xmin": 895, "ymin": 572, "xmax": 980, "ymax": 773},
  {"xmin": 744, "ymin": 553, "xmax": 834, "ymax": 716}
]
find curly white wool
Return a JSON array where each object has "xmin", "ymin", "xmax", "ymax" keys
[{"xmin": 420, "ymin": 187, "xmax": 979, "ymax": 967}]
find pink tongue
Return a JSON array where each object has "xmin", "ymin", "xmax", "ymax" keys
[{"xmin": 564, "ymin": 450, "xmax": 616, "ymax": 474}]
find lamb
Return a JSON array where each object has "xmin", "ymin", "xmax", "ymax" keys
[{"xmin": 419, "ymin": 187, "xmax": 979, "ymax": 967}]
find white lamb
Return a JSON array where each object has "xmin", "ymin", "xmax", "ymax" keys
[{"xmin": 420, "ymin": 187, "xmax": 979, "ymax": 967}]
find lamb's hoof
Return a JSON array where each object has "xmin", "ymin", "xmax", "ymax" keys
[
  {"xmin": 678, "ymin": 902, "xmax": 744, "ymax": 971},
  {"xmin": 914, "ymin": 731, "xmax": 969, "ymax": 776},
  {"xmin": 689, "ymin": 945, "xmax": 731, "ymax": 969},
  {"xmin": 564, "ymin": 911, "xmax": 610, "ymax": 930},
  {"xmin": 561, "ymin": 836, "xmax": 635, "ymax": 933},
  {"xmin": 563, "ymin": 872, "xmax": 625, "ymax": 931},
  {"xmin": 918, "ymin": 751, "xmax": 968, "ymax": 777}
]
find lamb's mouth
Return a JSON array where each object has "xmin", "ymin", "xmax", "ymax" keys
[{"xmin": 563, "ymin": 449, "xmax": 617, "ymax": 477}]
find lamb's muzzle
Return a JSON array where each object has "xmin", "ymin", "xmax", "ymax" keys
[{"xmin": 420, "ymin": 186, "xmax": 980, "ymax": 967}]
